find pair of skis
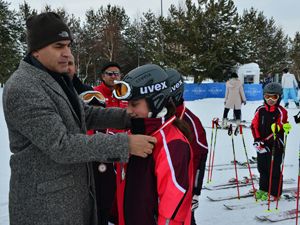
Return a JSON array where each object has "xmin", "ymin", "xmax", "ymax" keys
[
  {"xmin": 224, "ymin": 191, "xmax": 297, "ymax": 210},
  {"xmin": 207, "ymin": 186, "xmax": 298, "ymax": 202},
  {"xmin": 204, "ymin": 177, "xmax": 295, "ymax": 191},
  {"xmin": 256, "ymin": 208, "xmax": 300, "ymax": 222}
]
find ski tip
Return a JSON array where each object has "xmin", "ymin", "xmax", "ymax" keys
[{"xmin": 223, "ymin": 204, "xmax": 233, "ymax": 210}]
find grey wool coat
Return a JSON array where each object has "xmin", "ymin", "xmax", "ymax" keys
[
  {"xmin": 2, "ymin": 61, "xmax": 131, "ymax": 225},
  {"xmin": 224, "ymin": 78, "xmax": 246, "ymax": 110}
]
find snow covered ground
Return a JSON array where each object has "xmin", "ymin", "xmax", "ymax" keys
[{"xmin": 1, "ymin": 87, "xmax": 300, "ymax": 224}]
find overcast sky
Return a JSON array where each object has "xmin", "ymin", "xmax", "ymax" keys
[{"xmin": 8, "ymin": 0, "xmax": 300, "ymax": 37}]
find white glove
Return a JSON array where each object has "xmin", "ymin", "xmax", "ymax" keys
[{"xmin": 191, "ymin": 195, "xmax": 199, "ymax": 211}]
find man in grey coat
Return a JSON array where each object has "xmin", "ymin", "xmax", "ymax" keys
[{"xmin": 2, "ymin": 12, "xmax": 156, "ymax": 225}]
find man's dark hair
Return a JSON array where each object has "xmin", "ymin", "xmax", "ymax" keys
[
  {"xmin": 282, "ymin": 68, "xmax": 289, "ymax": 73},
  {"xmin": 101, "ymin": 61, "xmax": 121, "ymax": 74}
]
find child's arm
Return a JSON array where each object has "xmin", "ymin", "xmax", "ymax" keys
[{"xmin": 251, "ymin": 108, "xmax": 262, "ymax": 141}]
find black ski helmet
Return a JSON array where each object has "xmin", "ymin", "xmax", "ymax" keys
[
  {"xmin": 121, "ymin": 64, "xmax": 170, "ymax": 117},
  {"xmin": 165, "ymin": 68, "xmax": 184, "ymax": 106},
  {"xmin": 263, "ymin": 82, "xmax": 283, "ymax": 95}
]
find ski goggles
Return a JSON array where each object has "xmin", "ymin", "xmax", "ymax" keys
[
  {"xmin": 113, "ymin": 80, "xmax": 132, "ymax": 100},
  {"xmin": 264, "ymin": 94, "xmax": 279, "ymax": 101},
  {"xmin": 104, "ymin": 71, "xmax": 121, "ymax": 77},
  {"xmin": 79, "ymin": 91, "xmax": 106, "ymax": 104}
]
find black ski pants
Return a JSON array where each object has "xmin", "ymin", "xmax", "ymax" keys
[
  {"xmin": 257, "ymin": 150, "xmax": 283, "ymax": 196},
  {"xmin": 222, "ymin": 108, "xmax": 241, "ymax": 120}
]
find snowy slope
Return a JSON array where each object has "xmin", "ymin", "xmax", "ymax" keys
[{"xmin": 1, "ymin": 87, "xmax": 300, "ymax": 225}]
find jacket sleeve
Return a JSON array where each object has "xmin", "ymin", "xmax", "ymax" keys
[
  {"xmin": 156, "ymin": 138, "xmax": 191, "ymax": 224},
  {"xmin": 251, "ymin": 107, "xmax": 261, "ymax": 140},
  {"xmin": 84, "ymin": 103, "xmax": 131, "ymax": 130},
  {"xmin": 281, "ymin": 75, "xmax": 285, "ymax": 87},
  {"xmin": 186, "ymin": 112, "xmax": 208, "ymax": 195},
  {"xmin": 239, "ymin": 84, "xmax": 246, "ymax": 102},
  {"xmin": 4, "ymin": 81, "xmax": 130, "ymax": 164},
  {"xmin": 224, "ymin": 82, "xmax": 229, "ymax": 102},
  {"xmin": 293, "ymin": 75, "xmax": 299, "ymax": 88}
]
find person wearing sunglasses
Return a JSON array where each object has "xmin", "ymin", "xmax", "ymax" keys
[
  {"xmin": 2, "ymin": 12, "xmax": 156, "ymax": 225},
  {"xmin": 250, "ymin": 82, "xmax": 288, "ymax": 200},
  {"xmin": 113, "ymin": 64, "xmax": 194, "ymax": 225},
  {"xmin": 94, "ymin": 61, "xmax": 126, "ymax": 107},
  {"xmin": 92, "ymin": 61, "xmax": 128, "ymax": 225},
  {"xmin": 165, "ymin": 68, "xmax": 208, "ymax": 225}
]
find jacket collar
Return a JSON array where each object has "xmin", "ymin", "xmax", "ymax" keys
[
  {"xmin": 99, "ymin": 82, "xmax": 113, "ymax": 96},
  {"xmin": 131, "ymin": 116, "xmax": 176, "ymax": 136},
  {"xmin": 19, "ymin": 58, "xmax": 84, "ymax": 126}
]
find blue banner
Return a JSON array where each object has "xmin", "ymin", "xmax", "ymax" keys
[{"xmin": 183, "ymin": 83, "xmax": 263, "ymax": 101}]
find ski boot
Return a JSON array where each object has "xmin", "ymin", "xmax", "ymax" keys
[
  {"xmin": 221, "ymin": 118, "xmax": 228, "ymax": 129},
  {"xmin": 296, "ymin": 102, "xmax": 300, "ymax": 109},
  {"xmin": 255, "ymin": 190, "xmax": 267, "ymax": 200}
]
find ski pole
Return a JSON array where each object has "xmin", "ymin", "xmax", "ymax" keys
[
  {"xmin": 267, "ymin": 123, "xmax": 280, "ymax": 211},
  {"xmin": 275, "ymin": 122, "xmax": 292, "ymax": 210},
  {"xmin": 209, "ymin": 118, "xmax": 219, "ymax": 182},
  {"xmin": 296, "ymin": 144, "xmax": 300, "ymax": 225},
  {"xmin": 239, "ymin": 124, "xmax": 257, "ymax": 201},
  {"xmin": 207, "ymin": 119, "xmax": 215, "ymax": 183},
  {"xmin": 228, "ymin": 124, "xmax": 240, "ymax": 199}
]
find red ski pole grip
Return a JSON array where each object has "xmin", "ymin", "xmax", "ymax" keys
[{"xmin": 239, "ymin": 124, "xmax": 243, "ymax": 134}]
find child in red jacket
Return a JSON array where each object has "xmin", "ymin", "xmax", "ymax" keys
[
  {"xmin": 113, "ymin": 64, "xmax": 194, "ymax": 225},
  {"xmin": 251, "ymin": 82, "xmax": 288, "ymax": 200}
]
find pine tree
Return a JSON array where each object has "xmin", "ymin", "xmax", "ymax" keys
[
  {"xmin": 238, "ymin": 8, "xmax": 289, "ymax": 75},
  {"xmin": 290, "ymin": 32, "xmax": 300, "ymax": 80},
  {"xmin": 0, "ymin": 0, "xmax": 23, "ymax": 86}
]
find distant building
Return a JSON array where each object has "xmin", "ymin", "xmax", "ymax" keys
[{"xmin": 237, "ymin": 63, "xmax": 260, "ymax": 84}]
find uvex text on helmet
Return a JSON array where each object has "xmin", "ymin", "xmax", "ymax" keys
[
  {"xmin": 165, "ymin": 68, "xmax": 184, "ymax": 106},
  {"xmin": 263, "ymin": 82, "xmax": 283, "ymax": 95},
  {"xmin": 122, "ymin": 64, "xmax": 170, "ymax": 116}
]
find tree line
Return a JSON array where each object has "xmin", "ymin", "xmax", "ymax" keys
[{"xmin": 1, "ymin": 0, "xmax": 300, "ymax": 86}]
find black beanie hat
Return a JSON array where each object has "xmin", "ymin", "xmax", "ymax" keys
[{"xmin": 26, "ymin": 12, "xmax": 73, "ymax": 53}]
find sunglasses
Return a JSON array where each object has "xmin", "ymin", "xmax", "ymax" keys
[
  {"xmin": 104, "ymin": 71, "xmax": 121, "ymax": 77},
  {"xmin": 113, "ymin": 81, "xmax": 132, "ymax": 100},
  {"xmin": 264, "ymin": 94, "xmax": 279, "ymax": 101},
  {"xmin": 79, "ymin": 91, "xmax": 106, "ymax": 104}
]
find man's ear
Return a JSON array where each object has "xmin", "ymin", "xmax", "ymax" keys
[{"xmin": 32, "ymin": 51, "xmax": 39, "ymax": 58}]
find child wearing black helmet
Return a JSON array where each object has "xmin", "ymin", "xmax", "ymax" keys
[
  {"xmin": 251, "ymin": 82, "xmax": 288, "ymax": 200},
  {"xmin": 113, "ymin": 64, "xmax": 194, "ymax": 225},
  {"xmin": 165, "ymin": 68, "xmax": 208, "ymax": 225}
]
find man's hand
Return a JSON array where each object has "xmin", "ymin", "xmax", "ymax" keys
[{"xmin": 128, "ymin": 135, "xmax": 157, "ymax": 158}]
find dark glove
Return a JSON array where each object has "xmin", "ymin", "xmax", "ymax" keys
[
  {"xmin": 253, "ymin": 140, "xmax": 270, "ymax": 153},
  {"xmin": 191, "ymin": 195, "xmax": 199, "ymax": 211},
  {"xmin": 243, "ymin": 101, "xmax": 246, "ymax": 105}
]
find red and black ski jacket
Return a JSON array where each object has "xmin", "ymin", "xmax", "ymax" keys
[
  {"xmin": 251, "ymin": 103, "xmax": 288, "ymax": 149},
  {"xmin": 116, "ymin": 116, "xmax": 194, "ymax": 225},
  {"xmin": 176, "ymin": 103, "xmax": 208, "ymax": 195}
]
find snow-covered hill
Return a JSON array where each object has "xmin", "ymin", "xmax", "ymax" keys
[{"xmin": 1, "ymin": 87, "xmax": 299, "ymax": 225}]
